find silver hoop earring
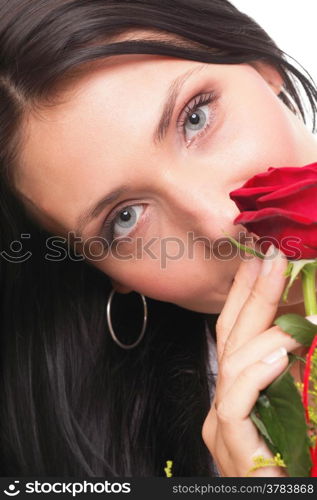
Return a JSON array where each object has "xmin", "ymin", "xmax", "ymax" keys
[{"xmin": 106, "ymin": 288, "xmax": 148, "ymax": 349}]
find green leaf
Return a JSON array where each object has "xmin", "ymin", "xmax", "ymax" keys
[
  {"xmin": 286, "ymin": 352, "xmax": 306, "ymax": 366},
  {"xmin": 251, "ymin": 357, "xmax": 312, "ymax": 477},
  {"xmin": 274, "ymin": 313, "xmax": 317, "ymax": 347},
  {"xmin": 250, "ymin": 407, "xmax": 274, "ymax": 446}
]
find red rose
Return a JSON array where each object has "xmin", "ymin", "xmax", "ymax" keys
[{"xmin": 229, "ymin": 162, "xmax": 317, "ymax": 259}]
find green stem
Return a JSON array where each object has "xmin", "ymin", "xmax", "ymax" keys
[{"xmin": 301, "ymin": 264, "xmax": 317, "ymax": 316}]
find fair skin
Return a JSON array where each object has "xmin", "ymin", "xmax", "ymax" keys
[{"xmin": 14, "ymin": 49, "xmax": 317, "ymax": 476}]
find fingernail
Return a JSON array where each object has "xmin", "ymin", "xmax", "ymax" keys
[
  {"xmin": 262, "ymin": 346, "xmax": 287, "ymax": 364},
  {"xmin": 305, "ymin": 315, "xmax": 317, "ymax": 325},
  {"xmin": 260, "ymin": 244, "xmax": 280, "ymax": 277},
  {"xmin": 244, "ymin": 255, "xmax": 262, "ymax": 285}
]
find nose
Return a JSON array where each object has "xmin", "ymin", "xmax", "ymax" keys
[{"xmin": 159, "ymin": 171, "xmax": 246, "ymax": 244}]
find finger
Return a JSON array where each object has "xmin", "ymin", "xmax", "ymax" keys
[
  {"xmin": 216, "ymin": 253, "xmax": 263, "ymax": 360},
  {"xmin": 201, "ymin": 403, "xmax": 236, "ymax": 476},
  {"xmin": 202, "ymin": 425, "xmax": 228, "ymax": 477},
  {"xmin": 216, "ymin": 325, "xmax": 301, "ymax": 395},
  {"xmin": 203, "ymin": 410, "xmax": 286, "ymax": 477},
  {"xmin": 221, "ymin": 245, "xmax": 288, "ymax": 360},
  {"xmin": 216, "ymin": 348, "xmax": 289, "ymax": 475}
]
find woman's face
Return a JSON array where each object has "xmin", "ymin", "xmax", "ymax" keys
[{"xmin": 15, "ymin": 52, "xmax": 317, "ymax": 313}]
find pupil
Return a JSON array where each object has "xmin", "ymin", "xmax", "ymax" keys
[
  {"xmin": 121, "ymin": 210, "xmax": 131, "ymax": 221},
  {"xmin": 189, "ymin": 112, "xmax": 200, "ymax": 125}
]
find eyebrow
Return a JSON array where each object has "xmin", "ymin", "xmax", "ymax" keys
[
  {"xmin": 75, "ymin": 186, "xmax": 131, "ymax": 236},
  {"xmin": 75, "ymin": 64, "xmax": 206, "ymax": 236},
  {"xmin": 153, "ymin": 63, "xmax": 206, "ymax": 144}
]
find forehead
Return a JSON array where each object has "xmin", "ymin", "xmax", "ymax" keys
[
  {"xmin": 14, "ymin": 53, "xmax": 254, "ymax": 235},
  {"xmin": 14, "ymin": 54, "xmax": 204, "ymax": 230}
]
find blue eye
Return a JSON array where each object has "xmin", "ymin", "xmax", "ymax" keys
[
  {"xmin": 178, "ymin": 91, "xmax": 217, "ymax": 146},
  {"xmin": 102, "ymin": 204, "xmax": 144, "ymax": 245},
  {"xmin": 99, "ymin": 91, "xmax": 217, "ymax": 248}
]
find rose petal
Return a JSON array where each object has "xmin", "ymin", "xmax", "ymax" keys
[
  {"xmin": 237, "ymin": 163, "xmax": 317, "ymax": 190},
  {"xmin": 234, "ymin": 207, "xmax": 314, "ymax": 225},
  {"xmin": 229, "ymin": 185, "xmax": 281, "ymax": 211},
  {"xmin": 257, "ymin": 182, "xmax": 317, "ymax": 219},
  {"xmin": 233, "ymin": 207, "xmax": 317, "ymax": 259}
]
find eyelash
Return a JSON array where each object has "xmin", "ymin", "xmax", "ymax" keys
[
  {"xmin": 177, "ymin": 90, "xmax": 217, "ymax": 145},
  {"xmin": 102, "ymin": 90, "xmax": 217, "ymax": 245},
  {"xmin": 102, "ymin": 202, "xmax": 144, "ymax": 247}
]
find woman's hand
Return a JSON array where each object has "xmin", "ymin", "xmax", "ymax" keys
[{"xmin": 201, "ymin": 245, "xmax": 302, "ymax": 477}]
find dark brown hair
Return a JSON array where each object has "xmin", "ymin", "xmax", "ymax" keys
[{"xmin": 0, "ymin": 0, "xmax": 316, "ymax": 476}]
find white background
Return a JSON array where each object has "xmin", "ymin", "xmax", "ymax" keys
[
  {"xmin": 231, "ymin": 0, "xmax": 317, "ymax": 131},
  {"xmin": 231, "ymin": 0, "xmax": 316, "ymax": 83}
]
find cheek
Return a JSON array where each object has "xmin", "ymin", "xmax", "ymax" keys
[
  {"xmin": 93, "ymin": 244, "xmax": 239, "ymax": 306},
  {"xmin": 253, "ymin": 102, "xmax": 301, "ymax": 164},
  {"xmin": 223, "ymin": 87, "xmax": 303, "ymax": 173}
]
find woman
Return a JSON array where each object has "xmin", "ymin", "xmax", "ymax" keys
[{"xmin": 0, "ymin": 0, "xmax": 317, "ymax": 477}]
